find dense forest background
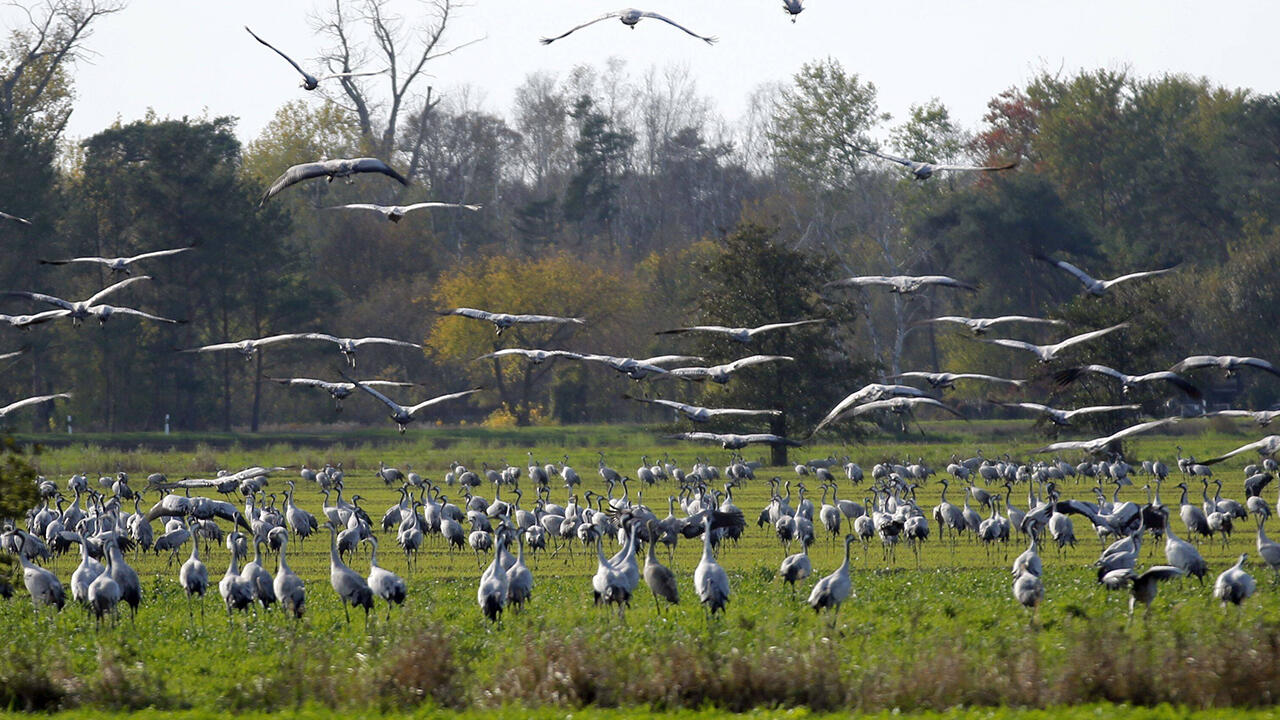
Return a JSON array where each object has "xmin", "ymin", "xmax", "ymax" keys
[{"xmin": 2, "ymin": 1, "xmax": 1278, "ymax": 435}]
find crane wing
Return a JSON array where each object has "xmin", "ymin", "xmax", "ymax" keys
[
  {"xmin": 97, "ymin": 305, "xmax": 184, "ymax": 324},
  {"xmin": 128, "ymin": 247, "xmax": 194, "ymax": 263},
  {"xmin": 930, "ymin": 161, "xmax": 1018, "ymax": 172},
  {"xmin": 1, "ymin": 290, "xmax": 74, "ymax": 311},
  {"xmin": 244, "ymin": 26, "xmax": 313, "ymax": 81},
  {"xmin": 0, "ymin": 210, "xmax": 32, "ymax": 225},
  {"xmin": 1034, "ymin": 255, "xmax": 1098, "ymax": 288},
  {"xmin": 1102, "ymin": 267, "xmax": 1176, "ymax": 288},
  {"xmin": 0, "ymin": 392, "xmax": 71, "ymax": 417},
  {"xmin": 85, "ymin": 275, "xmax": 151, "ymax": 306},
  {"xmin": 405, "ymin": 388, "xmax": 482, "ymax": 417},
  {"xmin": 260, "ymin": 162, "xmax": 333, "ymax": 205},
  {"xmin": 539, "ymin": 12, "xmax": 621, "ymax": 44},
  {"xmin": 401, "ymin": 202, "xmax": 482, "ymax": 212},
  {"xmin": 350, "ymin": 157, "xmax": 410, "ymax": 186},
  {"xmin": 638, "ymin": 11, "xmax": 717, "ymax": 43}
]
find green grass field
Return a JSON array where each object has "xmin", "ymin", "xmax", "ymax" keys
[{"xmin": 4, "ymin": 420, "xmax": 1280, "ymax": 715}]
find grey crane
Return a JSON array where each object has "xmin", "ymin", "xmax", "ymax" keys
[
  {"xmin": 179, "ymin": 333, "xmax": 325, "ymax": 361},
  {"xmin": 918, "ymin": 314, "xmax": 1064, "ymax": 335},
  {"xmin": 244, "ymin": 26, "xmax": 383, "ymax": 90},
  {"xmin": 998, "ymin": 401, "xmax": 1140, "ymax": 427},
  {"xmin": 1200, "ymin": 435, "xmax": 1280, "ymax": 465},
  {"xmin": 106, "ymin": 538, "xmax": 141, "ymax": 619},
  {"xmin": 365, "ymin": 537, "xmax": 407, "ymax": 620},
  {"xmin": 69, "ymin": 533, "xmax": 105, "ymax": 605},
  {"xmin": 219, "ymin": 539, "xmax": 256, "ymax": 616},
  {"xmin": 475, "ymin": 348, "xmax": 584, "ymax": 365},
  {"xmin": 259, "ymin": 157, "xmax": 409, "ymax": 205},
  {"xmin": 478, "ymin": 531, "xmax": 509, "ymax": 622},
  {"xmin": 440, "ymin": 307, "xmax": 585, "ymax": 335},
  {"xmin": 1103, "ymin": 565, "xmax": 1184, "ymax": 617},
  {"xmin": 3, "ymin": 275, "xmax": 161, "ymax": 326},
  {"xmin": 694, "ymin": 514, "xmax": 730, "ymax": 614},
  {"xmin": 274, "ymin": 534, "xmax": 306, "ymax": 619},
  {"xmin": 980, "ymin": 323, "xmax": 1128, "ymax": 363},
  {"xmin": 809, "ymin": 383, "xmax": 934, "ymax": 436},
  {"xmin": 326, "ymin": 524, "xmax": 372, "ymax": 623},
  {"xmin": 827, "ymin": 396, "xmax": 964, "ymax": 425},
  {"xmin": 853, "ymin": 145, "xmax": 1017, "ymax": 180},
  {"xmin": 655, "ymin": 319, "xmax": 824, "ymax": 344},
  {"xmin": 825, "ymin": 274, "xmax": 978, "ymax": 294},
  {"xmin": 1011, "ymin": 570, "xmax": 1044, "ymax": 613},
  {"xmin": 1170, "ymin": 355, "xmax": 1280, "ymax": 381},
  {"xmin": 663, "ymin": 354, "xmax": 794, "ymax": 383},
  {"xmin": 269, "ymin": 377, "xmax": 416, "ymax": 412},
  {"xmin": 623, "ymin": 394, "xmax": 780, "ymax": 423},
  {"xmin": 1053, "ymin": 364, "xmax": 1203, "ymax": 400},
  {"xmin": 886, "ymin": 371, "xmax": 1025, "ymax": 390},
  {"xmin": 16, "ymin": 534, "xmax": 64, "ymax": 612},
  {"xmin": 344, "ymin": 377, "xmax": 481, "ymax": 433},
  {"xmin": 87, "ymin": 548, "xmax": 122, "ymax": 626},
  {"xmin": 327, "ymin": 201, "xmax": 481, "ymax": 222},
  {"xmin": 0, "ymin": 392, "xmax": 71, "ymax": 421},
  {"xmin": 782, "ymin": 0, "xmax": 804, "ymax": 21},
  {"xmin": 178, "ymin": 532, "xmax": 208, "ymax": 619},
  {"xmin": 808, "ymin": 535, "xmax": 856, "ymax": 618},
  {"xmin": 39, "ymin": 246, "xmax": 192, "ymax": 274},
  {"xmin": 1214, "ymin": 554, "xmax": 1256, "ymax": 606},
  {"xmin": 666, "ymin": 431, "xmax": 802, "ymax": 450},
  {"xmin": 1034, "ymin": 418, "xmax": 1181, "ymax": 455},
  {"xmin": 642, "ymin": 521, "xmax": 678, "ymax": 611},
  {"xmin": 506, "ymin": 534, "xmax": 534, "ymax": 611},
  {"xmin": 240, "ymin": 539, "xmax": 276, "ymax": 610},
  {"xmin": 291, "ymin": 333, "xmax": 423, "ymax": 367},
  {"xmin": 779, "ymin": 542, "xmax": 812, "ymax": 598},
  {"xmin": 540, "ymin": 8, "xmax": 717, "ymax": 45},
  {"xmin": 1034, "ymin": 254, "xmax": 1176, "ymax": 296},
  {"xmin": 1163, "ymin": 524, "xmax": 1207, "ymax": 583}
]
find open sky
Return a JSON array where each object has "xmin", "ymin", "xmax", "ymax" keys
[{"xmin": 9, "ymin": 0, "xmax": 1279, "ymax": 144}]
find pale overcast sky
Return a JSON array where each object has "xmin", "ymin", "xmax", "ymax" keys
[{"xmin": 11, "ymin": 0, "xmax": 1278, "ymax": 145}]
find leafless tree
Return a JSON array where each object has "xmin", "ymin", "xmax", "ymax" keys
[
  {"xmin": 0, "ymin": 0, "xmax": 125, "ymax": 137},
  {"xmin": 311, "ymin": 0, "xmax": 482, "ymax": 168}
]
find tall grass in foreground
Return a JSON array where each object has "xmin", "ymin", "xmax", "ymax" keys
[{"xmin": 5, "ymin": 612, "xmax": 1280, "ymax": 712}]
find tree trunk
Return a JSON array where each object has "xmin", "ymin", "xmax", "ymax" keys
[{"xmin": 251, "ymin": 351, "xmax": 263, "ymax": 432}]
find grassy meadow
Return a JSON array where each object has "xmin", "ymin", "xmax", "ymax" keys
[{"xmin": 4, "ymin": 419, "xmax": 1280, "ymax": 716}]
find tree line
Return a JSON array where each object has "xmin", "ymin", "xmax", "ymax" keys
[{"xmin": 2, "ymin": 1, "xmax": 1278, "ymax": 436}]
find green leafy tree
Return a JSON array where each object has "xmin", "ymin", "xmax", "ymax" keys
[
  {"xmin": 680, "ymin": 223, "xmax": 874, "ymax": 465},
  {"xmin": 0, "ymin": 435, "xmax": 40, "ymax": 595},
  {"xmin": 563, "ymin": 95, "xmax": 636, "ymax": 244}
]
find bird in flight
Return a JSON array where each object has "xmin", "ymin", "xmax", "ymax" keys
[
  {"xmin": 663, "ymin": 355, "xmax": 793, "ymax": 384},
  {"xmin": 540, "ymin": 9, "xmax": 717, "ymax": 45},
  {"xmin": 38, "ymin": 247, "xmax": 193, "ymax": 274},
  {"xmin": 245, "ymin": 26, "xmax": 384, "ymax": 91},
  {"xmin": 782, "ymin": 0, "xmax": 805, "ymax": 22},
  {"xmin": 0, "ymin": 393, "xmax": 71, "ymax": 421},
  {"xmin": 665, "ymin": 432, "xmax": 801, "ymax": 450},
  {"xmin": 623, "ymin": 394, "xmax": 781, "ymax": 423},
  {"xmin": 978, "ymin": 323, "xmax": 1128, "ymax": 363},
  {"xmin": 2, "ymin": 310, "xmax": 84, "ymax": 329},
  {"xmin": 809, "ymin": 383, "xmax": 935, "ymax": 437},
  {"xmin": 439, "ymin": 307, "xmax": 586, "ymax": 335},
  {"xmin": 1053, "ymin": 364, "xmax": 1202, "ymax": 400},
  {"xmin": 998, "ymin": 401, "xmax": 1140, "ymax": 427},
  {"xmin": 475, "ymin": 349, "xmax": 585, "ymax": 365},
  {"xmin": 296, "ymin": 334, "xmax": 423, "ymax": 368},
  {"xmin": 343, "ymin": 377, "xmax": 481, "ymax": 433},
  {"xmin": 853, "ymin": 146, "xmax": 1017, "ymax": 180},
  {"xmin": 1034, "ymin": 254, "xmax": 1176, "ymax": 297},
  {"xmin": 1170, "ymin": 355, "xmax": 1280, "ymax": 380},
  {"xmin": 886, "ymin": 371, "xmax": 1025, "ymax": 390},
  {"xmin": 260, "ymin": 158, "xmax": 409, "ymax": 205},
  {"xmin": 0, "ymin": 210, "xmax": 32, "ymax": 225},
  {"xmin": 1200, "ymin": 409, "xmax": 1280, "ymax": 427},
  {"xmin": 918, "ymin": 315, "xmax": 1064, "ymax": 335},
  {"xmin": 655, "ymin": 319, "xmax": 824, "ymax": 344},
  {"xmin": 575, "ymin": 353, "xmax": 700, "ymax": 380},
  {"xmin": 1199, "ymin": 435, "xmax": 1280, "ymax": 464},
  {"xmin": 178, "ymin": 333, "xmax": 326, "ymax": 361},
  {"xmin": 1033, "ymin": 418, "xmax": 1180, "ymax": 455},
  {"xmin": 268, "ymin": 377, "xmax": 417, "ymax": 412},
  {"xmin": 0, "ymin": 348, "xmax": 25, "ymax": 362},
  {"xmin": 832, "ymin": 396, "xmax": 964, "ymax": 421},
  {"xmin": 825, "ymin": 275, "xmax": 978, "ymax": 294},
  {"xmin": 2, "ymin": 276, "xmax": 177, "ymax": 326},
  {"xmin": 326, "ymin": 202, "xmax": 482, "ymax": 223}
]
